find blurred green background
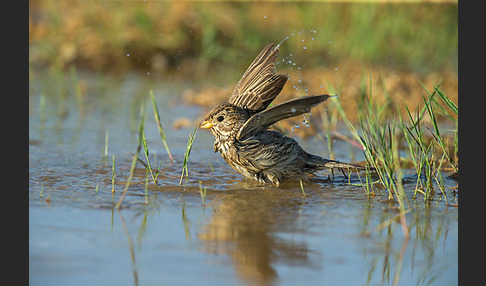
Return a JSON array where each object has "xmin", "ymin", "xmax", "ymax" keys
[
  {"xmin": 29, "ymin": 0, "xmax": 458, "ymax": 121},
  {"xmin": 29, "ymin": 1, "xmax": 457, "ymax": 74}
]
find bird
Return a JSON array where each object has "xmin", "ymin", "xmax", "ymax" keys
[{"xmin": 200, "ymin": 43, "xmax": 368, "ymax": 185}]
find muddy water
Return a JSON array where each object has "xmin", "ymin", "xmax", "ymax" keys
[{"xmin": 29, "ymin": 70, "xmax": 457, "ymax": 285}]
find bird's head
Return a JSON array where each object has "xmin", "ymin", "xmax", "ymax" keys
[{"xmin": 200, "ymin": 103, "xmax": 250, "ymax": 150}]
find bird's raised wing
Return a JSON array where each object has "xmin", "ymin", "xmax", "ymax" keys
[
  {"xmin": 237, "ymin": 94, "xmax": 330, "ymax": 139},
  {"xmin": 228, "ymin": 43, "xmax": 288, "ymax": 112}
]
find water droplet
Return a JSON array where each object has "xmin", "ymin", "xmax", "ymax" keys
[
  {"xmin": 126, "ymin": 53, "xmax": 130, "ymax": 57},
  {"xmin": 303, "ymin": 46, "xmax": 307, "ymax": 50},
  {"xmin": 263, "ymin": 15, "xmax": 267, "ymax": 19},
  {"xmin": 320, "ymin": 85, "xmax": 324, "ymax": 88},
  {"xmin": 147, "ymin": 72, "xmax": 151, "ymax": 76},
  {"xmin": 291, "ymin": 107, "xmax": 297, "ymax": 113},
  {"xmin": 334, "ymin": 67, "xmax": 339, "ymax": 71},
  {"xmin": 329, "ymin": 40, "xmax": 332, "ymax": 44}
]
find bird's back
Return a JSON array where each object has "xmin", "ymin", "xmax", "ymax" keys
[{"xmin": 220, "ymin": 130, "xmax": 310, "ymax": 185}]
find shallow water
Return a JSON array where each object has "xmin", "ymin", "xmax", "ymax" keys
[{"xmin": 29, "ymin": 70, "xmax": 458, "ymax": 285}]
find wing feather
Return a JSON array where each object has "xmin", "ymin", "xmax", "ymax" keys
[
  {"xmin": 228, "ymin": 43, "xmax": 288, "ymax": 111},
  {"xmin": 237, "ymin": 94, "xmax": 330, "ymax": 139}
]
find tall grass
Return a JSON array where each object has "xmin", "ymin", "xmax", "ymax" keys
[
  {"xmin": 115, "ymin": 103, "xmax": 144, "ymax": 209},
  {"xmin": 111, "ymin": 155, "xmax": 116, "ymax": 194},
  {"xmin": 346, "ymin": 80, "xmax": 466, "ymax": 237},
  {"xmin": 423, "ymin": 88, "xmax": 458, "ymax": 174},
  {"xmin": 140, "ymin": 120, "xmax": 160, "ymax": 185},
  {"xmin": 150, "ymin": 90, "xmax": 173, "ymax": 162},
  {"xmin": 399, "ymin": 87, "xmax": 457, "ymax": 205},
  {"xmin": 300, "ymin": 180, "xmax": 307, "ymax": 198},
  {"xmin": 324, "ymin": 74, "xmax": 456, "ymax": 208},
  {"xmin": 346, "ymin": 80, "xmax": 457, "ymax": 207},
  {"xmin": 401, "ymin": 104, "xmax": 436, "ymax": 200},
  {"xmin": 131, "ymin": 91, "xmax": 175, "ymax": 186},
  {"xmin": 179, "ymin": 125, "xmax": 198, "ymax": 185},
  {"xmin": 357, "ymin": 103, "xmax": 408, "ymax": 210},
  {"xmin": 129, "ymin": 100, "xmax": 161, "ymax": 185}
]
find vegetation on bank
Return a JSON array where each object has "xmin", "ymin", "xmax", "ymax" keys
[{"xmin": 30, "ymin": 1, "xmax": 457, "ymax": 76}]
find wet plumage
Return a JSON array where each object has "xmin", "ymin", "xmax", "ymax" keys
[{"xmin": 200, "ymin": 43, "xmax": 366, "ymax": 185}]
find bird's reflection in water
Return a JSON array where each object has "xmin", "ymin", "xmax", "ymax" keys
[{"xmin": 198, "ymin": 183, "xmax": 318, "ymax": 286}]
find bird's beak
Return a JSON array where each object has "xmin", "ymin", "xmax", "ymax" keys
[{"xmin": 200, "ymin": 120, "xmax": 213, "ymax": 129}]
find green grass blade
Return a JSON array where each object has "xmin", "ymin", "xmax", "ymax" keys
[
  {"xmin": 150, "ymin": 90, "xmax": 173, "ymax": 162},
  {"xmin": 111, "ymin": 155, "xmax": 116, "ymax": 193},
  {"xmin": 116, "ymin": 116, "xmax": 144, "ymax": 209},
  {"xmin": 141, "ymin": 126, "xmax": 158, "ymax": 184},
  {"xmin": 434, "ymin": 86, "xmax": 457, "ymax": 116},
  {"xmin": 300, "ymin": 180, "xmax": 307, "ymax": 198},
  {"xmin": 179, "ymin": 125, "xmax": 198, "ymax": 185}
]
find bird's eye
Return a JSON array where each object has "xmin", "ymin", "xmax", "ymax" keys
[{"xmin": 216, "ymin": 115, "xmax": 224, "ymax": 122}]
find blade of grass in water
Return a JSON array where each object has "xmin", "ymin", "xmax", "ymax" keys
[
  {"xmin": 116, "ymin": 135, "xmax": 142, "ymax": 209},
  {"xmin": 116, "ymin": 104, "xmax": 144, "ymax": 209},
  {"xmin": 111, "ymin": 155, "xmax": 116, "ymax": 193},
  {"xmin": 423, "ymin": 94, "xmax": 458, "ymax": 173},
  {"xmin": 179, "ymin": 125, "xmax": 198, "ymax": 185},
  {"xmin": 150, "ymin": 90, "xmax": 173, "ymax": 162},
  {"xmin": 435, "ymin": 86, "xmax": 457, "ymax": 116},
  {"xmin": 141, "ymin": 123, "xmax": 159, "ymax": 184},
  {"xmin": 300, "ymin": 180, "xmax": 307, "ymax": 198},
  {"xmin": 401, "ymin": 106, "xmax": 426, "ymax": 197},
  {"xmin": 129, "ymin": 99, "xmax": 161, "ymax": 185}
]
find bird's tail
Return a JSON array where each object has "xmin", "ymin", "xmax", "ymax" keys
[{"xmin": 307, "ymin": 154, "xmax": 372, "ymax": 171}]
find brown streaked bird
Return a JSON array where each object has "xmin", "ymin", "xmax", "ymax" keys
[{"xmin": 200, "ymin": 43, "xmax": 367, "ymax": 185}]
